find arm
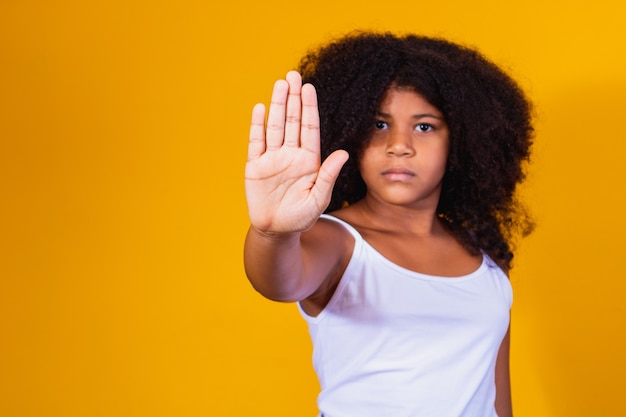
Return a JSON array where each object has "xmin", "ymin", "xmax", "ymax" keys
[
  {"xmin": 495, "ymin": 325, "xmax": 512, "ymax": 417},
  {"xmin": 244, "ymin": 218, "xmax": 350, "ymax": 302},
  {"xmin": 243, "ymin": 71, "xmax": 349, "ymax": 301}
]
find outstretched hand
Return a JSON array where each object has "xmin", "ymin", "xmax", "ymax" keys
[{"xmin": 245, "ymin": 71, "xmax": 349, "ymax": 234}]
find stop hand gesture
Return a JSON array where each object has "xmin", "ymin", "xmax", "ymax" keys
[{"xmin": 245, "ymin": 71, "xmax": 349, "ymax": 234}]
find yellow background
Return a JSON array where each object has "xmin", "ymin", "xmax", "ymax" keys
[{"xmin": 1, "ymin": 0, "xmax": 624, "ymax": 416}]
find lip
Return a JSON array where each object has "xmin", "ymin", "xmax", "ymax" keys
[{"xmin": 381, "ymin": 167, "xmax": 415, "ymax": 181}]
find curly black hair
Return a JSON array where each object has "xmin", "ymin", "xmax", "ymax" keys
[{"xmin": 298, "ymin": 31, "xmax": 534, "ymax": 271}]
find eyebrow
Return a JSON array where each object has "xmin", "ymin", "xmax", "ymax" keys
[{"xmin": 376, "ymin": 111, "xmax": 444, "ymax": 120}]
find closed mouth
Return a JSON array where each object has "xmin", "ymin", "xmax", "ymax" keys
[
  {"xmin": 381, "ymin": 167, "xmax": 416, "ymax": 181},
  {"xmin": 382, "ymin": 167, "xmax": 415, "ymax": 176}
]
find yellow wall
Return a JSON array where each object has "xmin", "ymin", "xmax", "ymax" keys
[{"xmin": 1, "ymin": 1, "xmax": 624, "ymax": 416}]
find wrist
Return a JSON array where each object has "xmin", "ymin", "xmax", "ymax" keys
[{"xmin": 248, "ymin": 225, "xmax": 302, "ymax": 243}]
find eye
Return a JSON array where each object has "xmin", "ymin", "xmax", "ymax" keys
[
  {"xmin": 375, "ymin": 121, "xmax": 388, "ymax": 130},
  {"xmin": 415, "ymin": 123, "xmax": 433, "ymax": 133}
]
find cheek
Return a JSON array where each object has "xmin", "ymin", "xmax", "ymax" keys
[
  {"xmin": 356, "ymin": 152, "xmax": 382, "ymax": 187},
  {"xmin": 357, "ymin": 146, "xmax": 376, "ymax": 171},
  {"xmin": 436, "ymin": 138, "xmax": 450, "ymax": 167},
  {"xmin": 420, "ymin": 147, "xmax": 449, "ymax": 181}
]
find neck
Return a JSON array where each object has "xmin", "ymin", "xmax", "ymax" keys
[{"xmin": 354, "ymin": 196, "xmax": 444, "ymax": 236}]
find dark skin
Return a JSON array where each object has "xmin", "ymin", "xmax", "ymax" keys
[
  {"xmin": 299, "ymin": 33, "xmax": 535, "ymax": 273},
  {"xmin": 244, "ymin": 71, "xmax": 512, "ymax": 417}
]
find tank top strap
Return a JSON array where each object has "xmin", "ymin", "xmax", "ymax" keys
[{"xmin": 319, "ymin": 214, "xmax": 363, "ymax": 242}]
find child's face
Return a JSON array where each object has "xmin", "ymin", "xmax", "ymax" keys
[{"xmin": 359, "ymin": 87, "xmax": 449, "ymax": 209}]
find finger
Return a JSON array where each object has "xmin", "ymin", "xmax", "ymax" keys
[
  {"xmin": 248, "ymin": 103, "xmax": 266, "ymax": 161},
  {"xmin": 266, "ymin": 79, "xmax": 289, "ymax": 150},
  {"xmin": 300, "ymin": 83, "xmax": 321, "ymax": 155},
  {"xmin": 312, "ymin": 150, "xmax": 349, "ymax": 206},
  {"xmin": 284, "ymin": 71, "xmax": 303, "ymax": 147}
]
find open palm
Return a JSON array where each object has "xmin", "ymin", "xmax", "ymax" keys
[{"xmin": 245, "ymin": 71, "xmax": 348, "ymax": 234}]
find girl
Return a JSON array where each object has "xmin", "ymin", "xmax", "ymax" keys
[{"xmin": 244, "ymin": 32, "xmax": 534, "ymax": 417}]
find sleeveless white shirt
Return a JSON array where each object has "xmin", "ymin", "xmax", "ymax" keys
[{"xmin": 298, "ymin": 214, "xmax": 512, "ymax": 417}]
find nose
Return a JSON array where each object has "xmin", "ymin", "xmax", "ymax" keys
[{"xmin": 386, "ymin": 129, "xmax": 415, "ymax": 157}]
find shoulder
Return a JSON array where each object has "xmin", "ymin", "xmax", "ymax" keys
[
  {"xmin": 304, "ymin": 212, "xmax": 356, "ymax": 245},
  {"xmin": 302, "ymin": 212, "xmax": 357, "ymax": 274}
]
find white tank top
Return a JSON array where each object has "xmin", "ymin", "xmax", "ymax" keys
[{"xmin": 298, "ymin": 214, "xmax": 512, "ymax": 417}]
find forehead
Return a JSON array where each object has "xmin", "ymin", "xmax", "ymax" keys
[{"xmin": 378, "ymin": 86, "xmax": 443, "ymax": 117}]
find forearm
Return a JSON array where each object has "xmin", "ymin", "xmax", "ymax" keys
[
  {"xmin": 495, "ymin": 326, "xmax": 512, "ymax": 417},
  {"xmin": 244, "ymin": 226, "xmax": 312, "ymax": 302}
]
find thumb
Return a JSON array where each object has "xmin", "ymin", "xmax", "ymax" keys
[{"xmin": 312, "ymin": 150, "xmax": 350, "ymax": 204}]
